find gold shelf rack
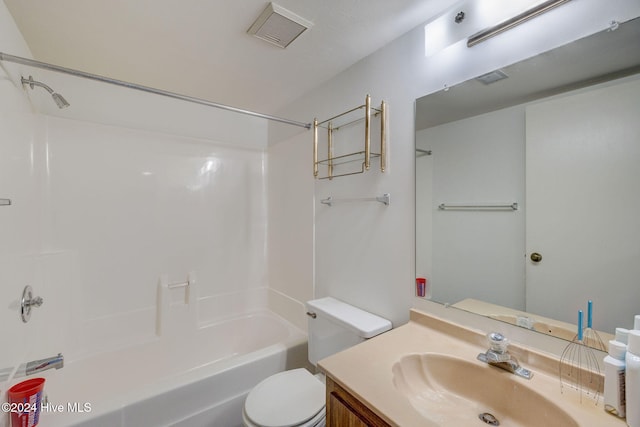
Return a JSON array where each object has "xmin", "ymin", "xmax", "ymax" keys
[{"xmin": 313, "ymin": 95, "xmax": 386, "ymax": 179}]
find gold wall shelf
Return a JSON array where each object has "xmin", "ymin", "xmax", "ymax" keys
[{"xmin": 313, "ymin": 95, "xmax": 386, "ymax": 179}]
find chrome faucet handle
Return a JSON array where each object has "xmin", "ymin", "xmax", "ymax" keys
[
  {"xmin": 478, "ymin": 332, "xmax": 533, "ymax": 379},
  {"xmin": 486, "ymin": 332, "xmax": 512, "ymax": 362},
  {"xmin": 21, "ymin": 285, "xmax": 44, "ymax": 323},
  {"xmin": 26, "ymin": 296, "xmax": 43, "ymax": 307},
  {"xmin": 487, "ymin": 332, "xmax": 508, "ymax": 351}
]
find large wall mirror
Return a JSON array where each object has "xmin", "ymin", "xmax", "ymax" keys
[{"xmin": 415, "ymin": 17, "xmax": 640, "ymax": 348}]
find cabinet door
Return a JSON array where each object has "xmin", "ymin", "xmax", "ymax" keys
[
  {"xmin": 328, "ymin": 392, "xmax": 370, "ymax": 427},
  {"xmin": 326, "ymin": 377, "xmax": 390, "ymax": 427}
]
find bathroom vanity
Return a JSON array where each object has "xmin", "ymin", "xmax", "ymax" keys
[
  {"xmin": 326, "ymin": 377, "xmax": 389, "ymax": 426},
  {"xmin": 319, "ymin": 309, "xmax": 626, "ymax": 427}
]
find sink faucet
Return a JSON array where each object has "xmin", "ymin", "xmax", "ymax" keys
[
  {"xmin": 15, "ymin": 353, "xmax": 64, "ymax": 378},
  {"xmin": 477, "ymin": 332, "xmax": 532, "ymax": 379}
]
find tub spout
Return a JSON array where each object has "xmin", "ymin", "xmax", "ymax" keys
[{"xmin": 24, "ymin": 353, "xmax": 64, "ymax": 376}]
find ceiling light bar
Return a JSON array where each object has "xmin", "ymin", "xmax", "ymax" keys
[{"xmin": 467, "ymin": 0, "xmax": 572, "ymax": 47}]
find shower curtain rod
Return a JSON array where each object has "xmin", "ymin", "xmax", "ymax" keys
[{"xmin": 0, "ymin": 52, "xmax": 311, "ymax": 130}]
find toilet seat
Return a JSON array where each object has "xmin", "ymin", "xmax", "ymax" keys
[
  {"xmin": 243, "ymin": 368, "xmax": 326, "ymax": 427},
  {"xmin": 243, "ymin": 407, "xmax": 325, "ymax": 427}
]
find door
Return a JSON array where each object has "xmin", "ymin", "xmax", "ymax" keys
[{"xmin": 525, "ymin": 76, "xmax": 640, "ymax": 332}]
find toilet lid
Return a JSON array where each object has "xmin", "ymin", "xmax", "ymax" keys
[{"xmin": 245, "ymin": 368, "xmax": 325, "ymax": 427}]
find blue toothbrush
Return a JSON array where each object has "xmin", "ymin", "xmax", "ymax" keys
[
  {"xmin": 578, "ymin": 309, "xmax": 583, "ymax": 342},
  {"xmin": 583, "ymin": 300, "xmax": 606, "ymax": 351}
]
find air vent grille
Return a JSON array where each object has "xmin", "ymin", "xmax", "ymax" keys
[{"xmin": 247, "ymin": 3, "xmax": 312, "ymax": 48}]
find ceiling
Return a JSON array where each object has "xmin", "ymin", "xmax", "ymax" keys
[{"xmin": 3, "ymin": 0, "xmax": 456, "ymax": 115}]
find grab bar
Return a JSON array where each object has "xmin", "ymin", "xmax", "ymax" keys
[
  {"xmin": 167, "ymin": 281, "xmax": 189, "ymax": 289},
  {"xmin": 0, "ymin": 199, "xmax": 11, "ymax": 206},
  {"xmin": 438, "ymin": 202, "xmax": 518, "ymax": 211},
  {"xmin": 321, "ymin": 193, "xmax": 390, "ymax": 207}
]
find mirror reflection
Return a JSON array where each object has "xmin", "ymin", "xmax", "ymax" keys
[{"xmin": 415, "ymin": 18, "xmax": 640, "ymax": 347}]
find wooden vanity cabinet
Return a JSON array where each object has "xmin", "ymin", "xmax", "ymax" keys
[{"xmin": 326, "ymin": 376, "xmax": 391, "ymax": 427}]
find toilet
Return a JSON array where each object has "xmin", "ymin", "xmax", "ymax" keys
[{"xmin": 242, "ymin": 296, "xmax": 392, "ymax": 427}]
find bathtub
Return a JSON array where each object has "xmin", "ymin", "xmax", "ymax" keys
[{"xmin": 36, "ymin": 310, "xmax": 307, "ymax": 427}]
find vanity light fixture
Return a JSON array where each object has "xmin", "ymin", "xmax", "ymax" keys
[{"xmin": 467, "ymin": 0, "xmax": 572, "ymax": 47}]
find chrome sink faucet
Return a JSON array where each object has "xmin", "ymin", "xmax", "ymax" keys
[{"xmin": 477, "ymin": 332, "xmax": 533, "ymax": 379}]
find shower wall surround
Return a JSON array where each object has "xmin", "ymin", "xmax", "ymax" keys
[
  {"xmin": 41, "ymin": 116, "xmax": 268, "ymax": 342},
  {"xmin": 1, "ymin": 113, "xmax": 270, "ymax": 362}
]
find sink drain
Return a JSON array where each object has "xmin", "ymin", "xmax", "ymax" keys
[{"xmin": 479, "ymin": 412, "xmax": 500, "ymax": 426}]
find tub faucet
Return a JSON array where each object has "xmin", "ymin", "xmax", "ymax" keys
[
  {"xmin": 477, "ymin": 332, "xmax": 532, "ymax": 379},
  {"xmin": 18, "ymin": 353, "xmax": 64, "ymax": 377}
]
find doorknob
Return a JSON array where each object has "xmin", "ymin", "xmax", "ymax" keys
[{"xmin": 530, "ymin": 252, "xmax": 542, "ymax": 263}]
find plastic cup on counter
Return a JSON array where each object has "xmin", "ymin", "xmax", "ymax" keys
[{"xmin": 416, "ymin": 278, "xmax": 427, "ymax": 297}]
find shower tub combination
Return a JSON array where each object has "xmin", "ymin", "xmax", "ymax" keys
[
  {"xmin": 0, "ymin": 51, "xmax": 313, "ymax": 427},
  {"xmin": 37, "ymin": 309, "xmax": 307, "ymax": 427}
]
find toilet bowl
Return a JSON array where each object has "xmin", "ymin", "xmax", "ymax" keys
[
  {"xmin": 242, "ymin": 297, "xmax": 392, "ymax": 427},
  {"xmin": 242, "ymin": 369, "xmax": 326, "ymax": 427}
]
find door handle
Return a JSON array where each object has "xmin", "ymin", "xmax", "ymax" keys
[{"xmin": 530, "ymin": 252, "xmax": 542, "ymax": 263}]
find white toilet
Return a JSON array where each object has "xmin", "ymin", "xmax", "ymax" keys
[{"xmin": 242, "ymin": 296, "xmax": 392, "ymax": 427}]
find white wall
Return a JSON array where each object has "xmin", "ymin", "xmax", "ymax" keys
[
  {"xmin": 266, "ymin": 134, "xmax": 315, "ymax": 331},
  {"xmin": 268, "ymin": 1, "xmax": 640, "ymax": 329},
  {"xmin": 0, "ymin": 67, "xmax": 270, "ymax": 150},
  {"xmin": 417, "ymin": 106, "xmax": 526, "ymax": 309}
]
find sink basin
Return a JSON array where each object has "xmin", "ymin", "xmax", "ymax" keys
[{"xmin": 392, "ymin": 353, "xmax": 578, "ymax": 427}]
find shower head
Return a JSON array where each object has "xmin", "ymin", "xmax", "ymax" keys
[
  {"xmin": 51, "ymin": 92, "xmax": 70, "ymax": 109},
  {"xmin": 21, "ymin": 75, "xmax": 70, "ymax": 109}
]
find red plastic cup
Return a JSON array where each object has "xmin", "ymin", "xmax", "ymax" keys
[
  {"xmin": 416, "ymin": 278, "xmax": 427, "ymax": 297},
  {"xmin": 8, "ymin": 378, "xmax": 45, "ymax": 427}
]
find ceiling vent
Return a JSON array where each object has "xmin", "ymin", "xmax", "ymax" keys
[
  {"xmin": 476, "ymin": 70, "xmax": 509, "ymax": 85},
  {"xmin": 247, "ymin": 3, "xmax": 312, "ymax": 48}
]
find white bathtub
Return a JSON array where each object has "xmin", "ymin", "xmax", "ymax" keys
[{"xmin": 37, "ymin": 310, "xmax": 307, "ymax": 427}]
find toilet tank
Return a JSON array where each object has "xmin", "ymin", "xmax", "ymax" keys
[{"xmin": 305, "ymin": 297, "xmax": 392, "ymax": 365}]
